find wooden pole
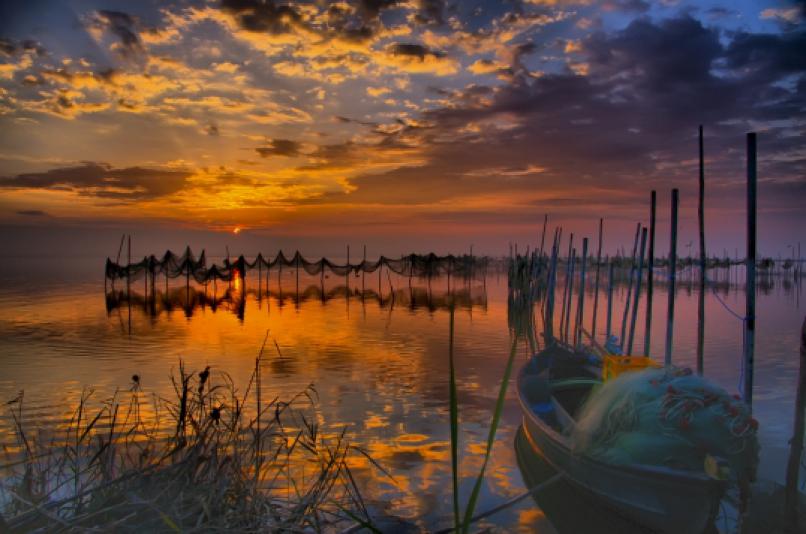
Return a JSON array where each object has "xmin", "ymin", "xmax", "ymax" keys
[
  {"xmin": 784, "ymin": 315, "xmax": 806, "ymax": 532},
  {"xmin": 362, "ymin": 245, "xmax": 366, "ymax": 294},
  {"xmin": 150, "ymin": 256, "xmax": 156, "ymax": 302},
  {"xmin": 559, "ymin": 233, "xmax": 574, "ymax": 340},
  {"xmin": 564, "ymin": 247, "xmax": 576, "ymax": 344},
  {"xmin": 665, "ymin": 189, "xmax": 679, "ymax": 365},
  {"xmin": 591, "ymin": 218, "xmax": 603, "ymax": 341},
  {"xmin": 113, "ymin": 233, "xmax": 125, "ymax": 291},
  {"xmin": 126, "ymin": 234, "xmax": 131, "ymax": 299},
  {"xmin": 277, "ymin": 251, "xmax": 282, "ymax": 300},
  {"xmin": 539, "ymin": 214, "xmax": 548, "ymax": 258},
  {"xmin": 644, "ymin": 191, "xmax": 656, "ymax": 357},
  {"xmin": 698, "ymin": 125, "xmax": 707, "ymax": 375},
  {"xmin": 143, "ymin": 256, "xmax": 147, "ymax": 300},
  {"xmin": 469, "ymin": 244, "xmax": 474, "ymax": 285},
  {"xmin": 447, "ymin": 254, "xmax": 452, "ymax": 292},
  {"xmin": 575, "ymin": 238, "xmax": 589, "ymax": 348},
  {"xmin": 620, "ymin": 223, "xmax": 642, "ymax": 350},
  {"xmin": 239, "ymin": 254, "xmax": 246, "ymax": 291},
  {"xmin": 606, "ymin": 260, "xmax": 615, "ymax": 341},
  {"xmin": 126, "ymin": 235, "xmax": 131, "ymax": 335},
  {"xmin": 186, "ymin": 249, "xmax": 190, "ymax": 305},
  {"xmin": 320, "ymin": 258, "xmax": 325, "ymax": 302},
  {"xmin": 628, "ymin": 228, "xmax": 648, "ymax": 355},
  {"xmin": 545, "ymin": 228, "xmax": 560, "ymax": 343},
  {"xmin": 744, "ymin": 132, "xmax": 757, "ymax": 405}
]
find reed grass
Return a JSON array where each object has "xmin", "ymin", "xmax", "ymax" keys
[
  {"xmin": 442, "ymin": 255, "xmax": 543, "ymax": 533},
  {"xmin": 0, "ymin": 339, "xmax": 378, "ymax": 533}
]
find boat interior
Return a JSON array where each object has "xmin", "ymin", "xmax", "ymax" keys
[{"xmin": 521, "ymin": 344, "xmax": 602, "ymax": 435}]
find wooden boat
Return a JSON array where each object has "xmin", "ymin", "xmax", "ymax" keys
[
  {"xmin": 515, "ymin": 426, "xmax": 655, "ymax": 534},
  {"xmin": 516, "ymin": 343, "xmax": 727, "ymax": 534}
]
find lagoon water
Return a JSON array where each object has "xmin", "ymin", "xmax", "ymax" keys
[{"xmin": 0, "ymin": 255, "xmax": 803, "ymax": 532}]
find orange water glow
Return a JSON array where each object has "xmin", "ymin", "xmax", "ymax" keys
[
  {"xmin": 232, "ymin": 268, "xmax": 242, "ymax": 292},
  {"xmin": 1, "ymin": 267, "xmax": 803, "ymax": 530}
]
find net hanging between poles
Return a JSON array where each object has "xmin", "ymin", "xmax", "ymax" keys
[{"xmin": 105, "ymin": 248, "xmax": 489, "ymax": 285}]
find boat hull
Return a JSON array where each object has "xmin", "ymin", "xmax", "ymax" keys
[{"xmin": 518, "ymin": 364, "xmax": 726, "ymax": 534}]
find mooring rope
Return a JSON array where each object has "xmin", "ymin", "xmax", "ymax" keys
[{"xmin": 432, "ymin": 473, "xmax": 563, "ymax": 534}]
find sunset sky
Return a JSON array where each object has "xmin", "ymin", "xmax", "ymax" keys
[{"xmin": 0, "ymin": 0, "xmax": 804, "ymax": 257}]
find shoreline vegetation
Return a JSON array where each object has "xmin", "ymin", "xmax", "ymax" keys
[
  {"xmin": 0, "ymin": 311, "xmax": 530, "ymax": 533},
  {"xmin": 0, "ymin": 335, "xmax": 386, "ymax": 533}
]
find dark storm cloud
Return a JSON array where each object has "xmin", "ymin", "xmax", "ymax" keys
[
  {"xmin": 414, "ymin": 0, "xmax": 445, "ymax": 25},
  {"xmin": 723, "ymin": 30, "xmax": 806, "ymax": 80},
  {"xmin": 0, "ymin": 37, "xmax": 45, "ymax": 57},
  {"xmin": 90, "ymin": 10, "xmax": 143, "ymax": 58},
  {"xmin": 332, "ymin": 14, "xmax": 806, "ymax": 208},
  {"xmin": 295, "ymin": 141, "xmax": 373, "ymax": 171},
  {"xmin": 388, "ymin": 43, "xmax": 445, "ymax": 59},
  {"xmin": 0, "ymin": 163, "xmax": 192, "ymax": 200},
  {"xmin": 255, "ymin": 139, "xmax": 302, "ymax": 157},
  {"xmin": 0, "ymin": 37, "xmax": 12, "ymax": 56},
  {"xmin": 358, "ymin": 0, "xmax": 400, "ymax": 21},
  {"xmin": 220, "ymin": 0, "xmax": 304, "ymax": 33},
  {"xmin": 335, "ymin": 115, "xmax": 378, "ymax": 127},
  {"xmin": 584, "ymin": 16, "xmax": 722, "ymax": 93},
  {"xmin": 221, "ymin": 0, "xmax": 389, "ymax": 46}
]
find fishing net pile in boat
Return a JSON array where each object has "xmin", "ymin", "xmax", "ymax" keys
[
  {"xmin": 105, "ymin": 248, "xmax": 489, "ymax": 285},
  {"xmin": 571, "ymin": 367, "xmax": 759, "ymax": 483}
]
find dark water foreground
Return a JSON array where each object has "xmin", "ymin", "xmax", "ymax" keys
[{"xmin": 0, "ymin": 257, "xmax": 803, "ymax": 532}]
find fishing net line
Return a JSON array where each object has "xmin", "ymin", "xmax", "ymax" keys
[
  {"xmin": 106, "ymin": 248, "xmax": 490, "ymax": 285},
  {"xmin": 571, "ymin": 367, "xmax": 759, "ymax": 484}
]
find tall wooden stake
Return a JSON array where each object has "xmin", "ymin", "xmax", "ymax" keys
[
  {"xmin": 644, "ymin": 191, "xmax": 656, "ymax": 357},
  {"xmin": 785, "ymin": 316, "xmax": 806, "ymax": 531},
  {"xmin": 591, "ymin": 218, "xmax": 603, "ymax": 341},
  {"xmin": 545, "ymin": 228, "xmax": 560, "ymax": 343},
  {"xmin": 698, "ymin": 125, "xmax": 707, "ymax": 374},
  {"xmin": 126, "ymin": 234, "xmax": 131, "ymax": 299},
  {"xmin": 575, "ymin": 238, "xmax": 589, "ymax": 348},
  {"xmin": 606, "ymin": 260, "xmax": 615, "ymax": 341},
  {"xmin": 628, "ymin": 228, "xmax": 647, "ymax": 355},
  {"xmin": 620, "ymin": 223, "xmax": 641, "ymax": 350},
  {"xmin": 744, "ymin": 132, "xmax": 757, "ymax": 405},
  {"xmin": 665, "ymin": 189, "xmax": 679, "ymax": 365},
  {"xmin": 564, "ymin": 247, "xmax": 576, "ymax": 344},
  {"xmin": 126, "ymin": 235, "xmax": 131, "ymax": 335},
  {"xmin": 559, "ymin": 233, "xmax": 574, "ymax": 339},
  {"xmin": 539, "ymin": 214, "xmax": 548, "ymax": 258}
]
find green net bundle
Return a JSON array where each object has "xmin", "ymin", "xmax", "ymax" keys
[{"xmin": 571, "ymin": 367, "xmax": 759, "ymax": 483}]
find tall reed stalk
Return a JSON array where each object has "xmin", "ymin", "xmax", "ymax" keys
[{"xmin": 448, "ymin": 294, "xmax": 524, "ymax": 533}]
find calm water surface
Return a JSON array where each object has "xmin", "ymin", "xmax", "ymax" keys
[{"xmin": 0, "ymin": 256, "xmax": 803, "ymax": 532}]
